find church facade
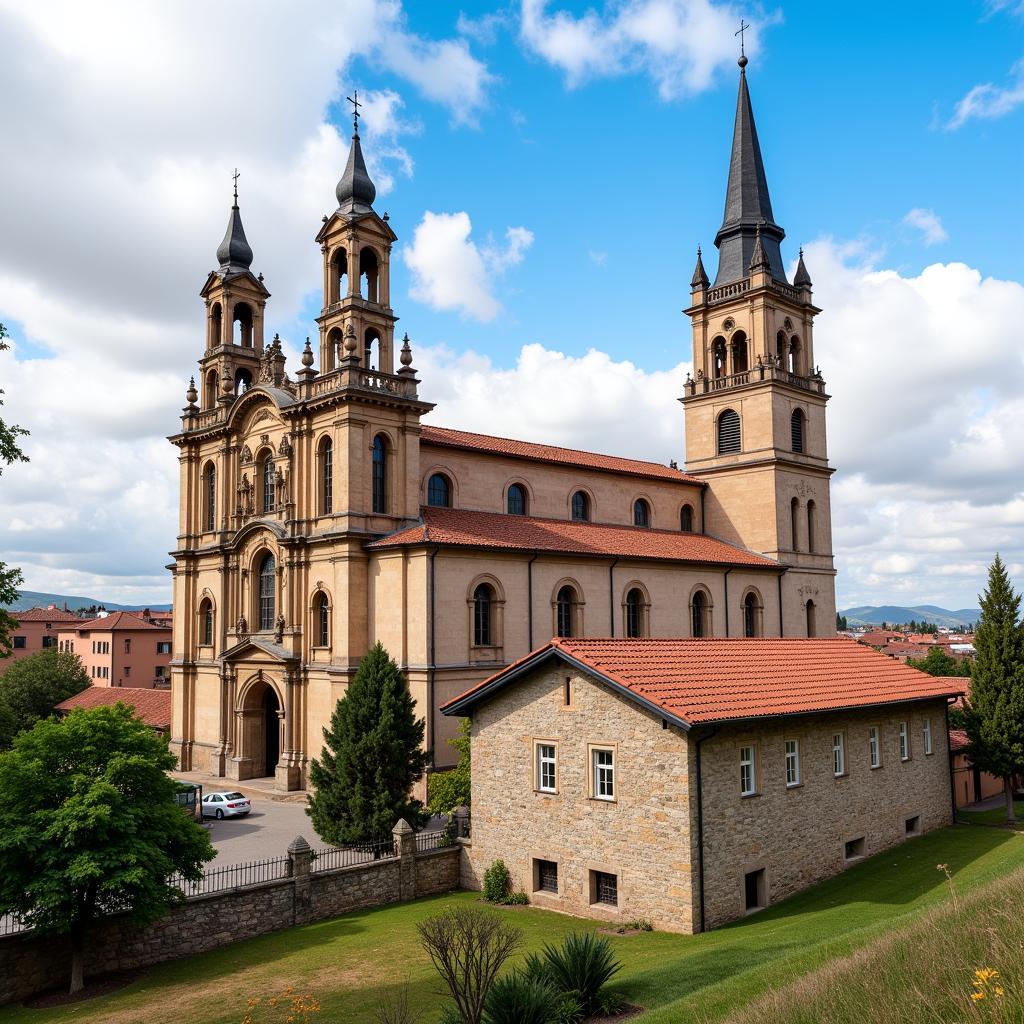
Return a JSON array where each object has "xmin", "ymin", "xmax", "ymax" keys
[{"xmin": 168, "ymin": 60, "xmax": 836, "ymax": 791}]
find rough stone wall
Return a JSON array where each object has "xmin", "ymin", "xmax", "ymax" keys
[
  {"xmin": 467, "ymin": 664, "xmax": 696, "ymax": 933},
  {"xmin": 699, "ymin": 699, "xmax": 953, "ymax": 929},
  {"xmin": 0, "ymin": 846, "xmax": 460, "ymax": 1006}
]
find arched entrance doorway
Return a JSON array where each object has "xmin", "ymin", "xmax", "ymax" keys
[{"xmin": 238, "ymin": 678, "xmax": 282, "ymax": 779}]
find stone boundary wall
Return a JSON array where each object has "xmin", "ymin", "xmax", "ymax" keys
[{"xmin": 0, "ymin": 823, "xmax": 461, "ymax": 1006}]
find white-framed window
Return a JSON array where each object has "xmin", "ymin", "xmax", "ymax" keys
[
  {"xmin": 899, "ymin": 721, "xmax": 910, "ymax": 761},
  {"xmin": 923, "ymin": 718, "xmax": 933, "ymax": 756},
  {"xmin": 869, "ymin": 726, "xmax": 881, "ymax": 769},
  {"xmin": 592, "ymin": 748, "xmax": 615, "ymax": 800},
  {"xmin": 740, "ymin": 745, "xmax": 757, "ymax": 796},
  {"xmin": 784, "ymin": 739, "xmax": 800, "ymax": 787},
  {"xmin": 537, "ymin": 743, "xmax": 557, "ymax": 793},
  {"xmin": 832, "ymin": 732, "xmax": 846, "ymax": 777}
]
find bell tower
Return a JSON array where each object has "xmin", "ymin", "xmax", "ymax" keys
[
  {"xmin": 197, "ymin": 176, "xmax": 269, "ymax": 408},
  {"xmin": 682, "ymin": 55, "xmax": 836, "ymax": 636}
]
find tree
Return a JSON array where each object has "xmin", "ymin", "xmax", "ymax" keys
[
  {"xmin": 836, "ymin": 614, "xmax": 848, "ymax": 631},
  {"xmin": 0, "ymin": 648, "xmax": 89, "ymax": 742},
  {"xmin": 907, "ymin": 646, "xmax": 972, "ymax": 679},
  {"xmin": 428, "ymin": 718, "xmax": 471, "ymax": 815},
  {"xmin": 963, "ymin": 555, "xmax": 1024, "ymax": 824},
  {"xmin": 307, "ymin": 642, "xmax": 429, "ymax": 844},
  {"xmin": 0, "ymin": 323, "xmax": 28, "ymax": 659},
  {"xmin": 0, "ymin": 704, "xmax": 214, "ymax": 992}
]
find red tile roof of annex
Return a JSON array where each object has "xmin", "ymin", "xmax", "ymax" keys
[
  {"xmin": 442, "ymin": 637, "xmax": 964, "ymax": 726},
  {"xmin": 55, "ymin": 686, "xmax": 172, "ymax": 730},
  {"xmin": 367, "ymin": 506, "xmax": 777, "ymax": 568},
  {"xmin": 949, "ymin": 728, "xmax": 969, "ymax": 753},
  {"xmin": 11, "ymin": 607, "xmax": 87, "ymax": 623},
  {"xmin": 67, "ymin": 611, "xmax": 171, "ymax": 633},
  {"xmin": 420, "ymin": 425, "xmax": 704, "ymax": 485}
]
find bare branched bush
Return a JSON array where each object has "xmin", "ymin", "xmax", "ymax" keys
[
  {"xmin": 375, "ymin": 982, "xmax": 421, "ymax": 1024},
  {"xmin": 417, "ymin": 906, "xmax": 522, "ymax": 1024}
]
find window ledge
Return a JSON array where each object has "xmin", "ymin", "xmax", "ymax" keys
[
  {"xmin": 785, "ymin": 782, "xmax": 802, "ymax": 790},
  {"xmin": 588, "ymin": 796, "xmax": 617, "ymax": 805},
  {"xmin": 870, "ymin": 764, "xmax": 883, "ymax": 770},
  {"xmin": 534, "ymin": 788, "xmax": 559, "ymax": 797}
]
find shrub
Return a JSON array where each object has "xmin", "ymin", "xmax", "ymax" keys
[
  {"xmin": 482, "ymin": 859, "xmax": 512, "ymax": 903},
  {"xmin": 428, "ymin": 718, "xmax": 471, "ymax": 815},
  {"xmin": 626, "ymin": 918, "xmax": 653, "ymax": 932},
  {"xmin": 540, "ymin": 932, "xmax": 622, "ymax": 1017},
  {"xmin": 375, "ymin": 983, "xmax": 421, "ymax": 1024},
  {"xmin": 505, "ymin": 891, "xmax": 529, "ymax": 906},
  {"xmin": 594, "ymin": 989, "xmax": 629, "ymax": 1016},
  {"xmin": 549, "ymin": 993, "xmax": 584, "ymax": 1024},
  {"xmin": 482, "ymin": 974, "xmax": 560, "ymax": 1024}
]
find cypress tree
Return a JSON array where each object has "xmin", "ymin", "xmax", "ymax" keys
[
  {"xmin": 963, "ymin": 554, "xmax": 1024, "ymax": 823},
  {"xmin": 307, "ymin": 642, "xmax": 429, "ymax": 844}
]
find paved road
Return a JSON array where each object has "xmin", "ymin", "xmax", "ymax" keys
[{"xmin": 200, "ymin": 792, "xmax": 316, "ymax": 865}]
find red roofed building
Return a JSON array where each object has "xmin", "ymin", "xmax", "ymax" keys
[
  {"xmin": 167, "ymin": 56, "xmax": 838, "ymax": 792},
  {"xmin": 444, "ymin": 637, "xmax": 961, "ymax": 933},
  {"xmin": 57, "ymin": 611, "xmax": 173, "ymax": 690},
  {"xmin": 5, "ymin": 606, "xmax": 86, "ymax": 665},
  {"xmin": 55, "ymin": 686, "xmax": 172, "ymax": 733}
]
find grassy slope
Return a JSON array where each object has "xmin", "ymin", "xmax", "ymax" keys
[
  {"xmin": 959, "ymin": 800, "xmax": 1024, "ymax": 828},
  {"xmin": 0, "ymin": 826, "xmax": 1020, "ymax": 1024}
]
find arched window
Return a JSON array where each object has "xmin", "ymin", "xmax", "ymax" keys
[
  {"xmin": 314, "ymin": 592, "xmax": 330, "ymax": 647},
  {"xmin": 507, "ymin": 483, "xmax": 527, "ymax": 516},
  {"xmin": 791, "ymin": 408, "xmax": 805, "ymax": 453},
  {"xmin": 372, "ymin": 435, "xmax": 387, "ymax": 514},
  {"xmin": 209, "ymin": 302, "xmax": 222, "ymax": 349},
  {"xmin": 731, "ymin": 331, "xmax": 748, "ymax": 374},
  {"xmin": 556, "ymin": 585, "xmax": 578, "ymax": 638},
  {"xmin": 712, "ymin": 336, "xmax": 727, "ymax": 379},
  {"xmin": 203, "ymin": 462, "xmax": 216, "ymax": 532},
  {"xmin": 680, "ymin": 504, "xmax": 694, "ymax": 532},
  {"xmin": 332, "ymin": 247, "xmax": 348, "ymax": 302},
  {"xmin": 806, "ymin": 599, "xmax": 816, "ymax": 638},
  {"xmin": 319, "ymin": 436, "xmax": 333, "ymax": 515},
  {"xmin": 233, "ymin": 302, "xmax": 253, "ymax": 347},
  {"xmin": 258, "ymin": 553, "xmax": 276, "ymax": 631},
  {"xmin": 359, "ymin": 247, "xmax": 379, "ymax": 303},
  {"xmin": 691, "ymin": 590, "xmax": 709, "ymax": 638},
  {"xmin": 633, "ymin": 499, "xmax": 651, "ymax": 528},
  {"xmin": 204, "ymin": 369, "xmax": 219, "ymax": 410},
  {"xmin": 235, "ymin": 368, "xmax": 252, "ymax": 394},
  {"xmin": 791, "ymin": 497, "xmax": 800, "ymax": 551},
  {"xmin": 473, "ymin": 583, "xmax": 494, "ymax": 647},
  {"xmin": 625, "ymin": 588, "xmax": 646, "ymax": 638},
  {"xmin": 743, "ymin": 592, "xmax": 761, "ymax": 638},
  {"xmin": 325, "ymin": 327, "xmax": 342, "ymax": 372},
  {"xmin": 571, "ymin": 490, "xmax": 590, "ymax": 522},
  {"xmin": 717, "ymin": 409, "xmax": 741, "ymax": 454},
  {"xmin": 199, "ymin": 598, "xmax": 214, "ymax": 646},
  {"xmin": 261, "ymin": 452, "xmax": 275, "ymax": 514},
  {"xmin": 364, "ymin": 327, "xmax": 381, "ymax": 370},
  {"xmin": 775, "ymin": 329, "xmax": 787, "ymax": 367},
  {"xmin": 789, "ymin": 336, "xmax": 801, "ymax": 375},
  {"xmin": 807, "ymin": 500, "xmax": 816, "ymax": 554},
  {"xmin": 427, "ymin": 473, "xmax": 451, "ymax": 508}
]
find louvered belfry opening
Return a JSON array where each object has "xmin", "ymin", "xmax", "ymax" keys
[{"xmin": 717, "ymin": 409, "xmax": 741, "ymax": 454}]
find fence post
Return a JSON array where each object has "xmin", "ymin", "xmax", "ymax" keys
[
  {"xmin": 393, "ymin": 819, "xmax": 416, "ymax": 900},
  {"xmin": 288, "ymin": 835, "xmax": 313, "ymax": 925}
]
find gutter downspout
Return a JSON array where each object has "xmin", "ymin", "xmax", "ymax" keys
[
  {"xmin": 695, "ymin": 725, "xmax": 720, "ymax": 933},
  {"xmin": 778, "ymin": 571, "xmax": 785, "ymax": 637},
  {"xmin": 723, "ymin": 569, "xmax": 733, "ymax": 637},
  {"xmin": 609, "ymin": 557, "xmax": 620, "ymax": 637},
  {"xmin": 527, "ymin": 552, "xmax": 539, "ymax": 650},
  {"xmin": 700, "ymin": 486, "xmax": 707, "ymax": 535},
  {"xmin": 428, "ymin": 545, "xmax": 440, "ymax": 764}
]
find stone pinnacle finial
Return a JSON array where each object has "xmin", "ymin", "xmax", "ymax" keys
[
  {"xmin": 400, "ymin": 333, "xmax": 413, "ymax": 366},
  {"xmin": 301, "ymin": 337, "xmax": 314, "ymax": 367},
  {"xmin": 793, "ymin": 246, "xmax": 813, "ymax": 288},
  {"xmin": 691, "ymin": 246, "xmax": 710, "ymax": 289},
  {"xmin": 748, "ymin": 221, "xmax": 770, "ymax": 273},
  {"xmin": 186, "ymin": 376, "xmax": 198, "ymax": 406},
  {"xmin": 344, "ymin": 323, "xmax": 358, "ymax": 354}
]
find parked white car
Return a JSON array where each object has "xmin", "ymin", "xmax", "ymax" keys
[{"xmin": 201, "ymin": 791, "xmax": 252, "ymax": 820}]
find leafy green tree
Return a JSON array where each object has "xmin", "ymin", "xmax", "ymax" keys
[
  {"xmin": 963, "ymin": 555, "xmax": 1024, "ymax": 823},
  {"xmin": 0, "ymin": 323, "xmax": 28, "ymax": 659},
  {"xmin": 307, "ymin": 642, "xmax": 429, "ymax": 844},
  {"xmin": 0, "ymin": 704, "xmax": 214, "ymax": 992},
  {"xmin": 429, "ymin": 717, "xmax": 471, "ymax": 815},
  {"xmin": 907, "ymin": 646, "xmax": 973, "ymax": 679},
  {"xmin": 0, "ymin": 648, "xmax": 89, "ymax": 742}
]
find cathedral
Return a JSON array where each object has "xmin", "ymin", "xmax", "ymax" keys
[{"xmin": 168, "ymin": 57, "xmax": 836, "ymax": 791}]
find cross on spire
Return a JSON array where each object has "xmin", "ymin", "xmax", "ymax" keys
[
  {"xmin": 346, "ymin": 89, "xmax": 362, "ymax": 133},
  {"xmin": 735, "ymin": 19, "xmax": 749, "ymax": 57},
  {"xmin": 232, "ymin": 167, "xmax": 240, "ymax": 205}
]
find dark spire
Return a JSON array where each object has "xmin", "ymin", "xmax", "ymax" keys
[
  {"xmin": 690, "ymin": 246, "xmax": 709, "ymax": 288},
  {"xmin": 748, "ymin": 222, "xmax": 770, "ymax": 273},
  {"xmin": 216, "ymin": 171, "xmax": 254, "ymax": 275},
  {"xmin": 713, "ymin": 57, "xmax": 787, "ymax": 287},
  {"xmin": 793, "ymin": 247, "xmax": 812, "ymax": 288},
  {"xmin": 335, "ymin": 129, "xmax": 377, "ymax": 216}
]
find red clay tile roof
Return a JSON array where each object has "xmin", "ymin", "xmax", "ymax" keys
[
  {"xmin": 10, "ymin": 607, "xmax": 87, "ymax": 623},
  {"xmin": 55, "ymin": 686, "xmax": 172, "ymax": 729},
  {"xmin": 949, "ymin": 728, "xmax": 969, "ymax": 753},
  {"xmin": 367, "ymin": 506, "xmax": 777, "ymax": 568},
  {"xmin": 421, "ymin": 425, "xmax": 704, "ymax": 485},
  {"xmin": 442, "ymin": 637, "xmax": 965, "ymax": 726},
  {"xmin": 69, "ymin": 611, "xmax": 171, "ymax": 633}
]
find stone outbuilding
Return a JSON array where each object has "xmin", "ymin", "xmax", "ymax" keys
[{"xmin": 444, "ymin": 637, "xmax": 962, "ymax": 932}]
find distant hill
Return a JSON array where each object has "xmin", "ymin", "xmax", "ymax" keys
[
  {"xmin": 840, "ymin": 604, "xmax": 980, "ymax": 629},
  {"xmin": 5, "ymin": 590, "xmax": 172, "ymax": 614}
]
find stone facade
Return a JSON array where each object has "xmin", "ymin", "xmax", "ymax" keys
[{"xmin": 463, "ymin": 664, "xmax": 954, "ymax": 934}]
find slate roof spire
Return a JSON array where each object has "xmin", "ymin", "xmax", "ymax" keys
[
  {"xmin": 216, "ymin": 171, "xmax": 254, "ymax": 275},
  {"xmin": 713, "ymin": 55, "xmax": 787, "ymax": 287},
  {"xmin": 793, "ymin": 247, "xmax": 813, "ymax": 288},
  {"xmin": 690, "ymin": 246, "xmax": 709, "ymax": 289},
  {"xmin": 335, "ymin": 128, "xmax": 377, "ymax": 216}
]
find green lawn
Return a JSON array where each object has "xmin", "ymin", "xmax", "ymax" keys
[
  {"xmin": 1, "ymin": 825, "xmax": 1021, "ymax": 1024},
  {"xmin": 958, "ymin": 799, "xmax": 1024, "ymax": 828}
]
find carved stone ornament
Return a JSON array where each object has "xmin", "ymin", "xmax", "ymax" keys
[
  {"xmin": 275, "ymin": 466, "xmax": 289, "ymax": 506},
  {"xmin": 274, "ymin": 615, "xmax": 285, "ymax": 644},
  {"xmin": 236, "ymin": 615, "xmax": 248, "ymax": 639},
  {"xmin": 239, "ymin": 445, "xmax": 253, "ymax": 464},
  {"xmin": 277, "ymin": 434, "xmax": 293, "ymax": 457},
  {"xmin": 784, "ymin": 317, "xmax": 794, "ymax": 331},
  {"xmin": 259, "ymin": 432, "xmax": 270, "ymax": 445},
  {"xmin": 723, "ymin": 317, "xmax": 735, "ymax": 332}
]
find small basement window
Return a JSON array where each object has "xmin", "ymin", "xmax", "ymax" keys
[
  {"xmin": 534, "ymin": 859, "xmax": 558, "ymax": 894},
  {"xmin": 905, "ymin": 815, "xmax": 921, "ymax": 836},
  {"xmin": 744, "ymin": 868, "xmax": 766, "ymax": 912},
  {"xmin": 844, "ymin": 837, "xmax": 866, "ymax": 861},
  {"xmin": 591, "ymin": 870, "xmax": 618, "ymax": 907}
]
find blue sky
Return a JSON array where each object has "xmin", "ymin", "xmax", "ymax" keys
[{"xmin": 0, "ymin": 0, "xmax": 1022, "ymax": 609}]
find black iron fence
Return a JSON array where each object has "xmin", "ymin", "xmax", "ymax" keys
[
  {"xmin": 310, "ymin": 840, "xmax": 396, "ymax": 873},
  {"xmin": 170, "ymin": 856, "xmax": 291, "ymax": 898},
  {"xmin": 414, "ymin": 830, "xmax": 452, "ymax": 853}
]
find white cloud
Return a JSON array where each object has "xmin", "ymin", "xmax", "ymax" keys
[
  {"xmin": 946, "ymin": 57, "xmax": 1024, "ymax": 129},
  {"xmin": 588, "ymin": 250, "xmax": 608, "ymax": 266},
  {"xmin": 403, "ymin": 213, "xmax": 534, "ymax": 320},
  {"xmin": 519, "ymin": 0, "xmax": 766, "ymax": 98},
  {"xmin": 903, "ymin": 208, "xmax": 948, "ymax": 246}
]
